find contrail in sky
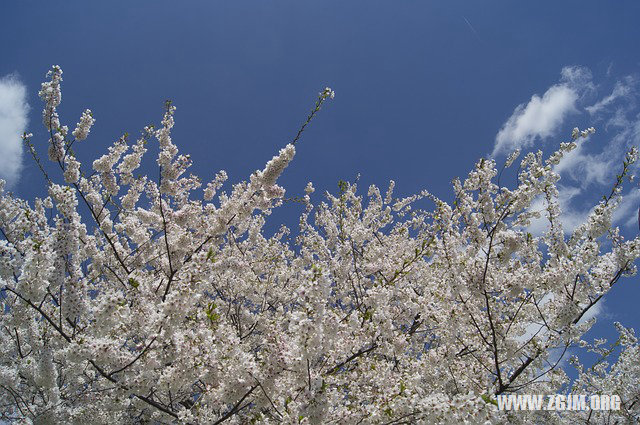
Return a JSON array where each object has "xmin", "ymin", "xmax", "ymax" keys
[{"xmin": 463, "ymin": 16, "xmax": 482, "ymax": 43}]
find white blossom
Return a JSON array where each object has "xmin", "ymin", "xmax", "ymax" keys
[
  {"xmin": 72, "ymin": 109, "xmax": 95, "ymax": 141},
  {"xmin": 258, "ymin": 143, "xmax": 295, "ymax": 187},
  {"xmin": 321, "ymin": 86, "xmax": 335, "ymax": 99},
  {"xmin": 1, "ymin": 68, "xmax": 638, "ymax": 424}
]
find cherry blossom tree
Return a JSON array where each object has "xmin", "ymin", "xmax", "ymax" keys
[{"xmin": 0, "ymin": 66, "xmax": 639, "ymax": 424}]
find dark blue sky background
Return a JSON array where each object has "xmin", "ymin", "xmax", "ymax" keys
[{"xmin": 2, "ymin": 1, "xmax": 640, "ymax": 367}]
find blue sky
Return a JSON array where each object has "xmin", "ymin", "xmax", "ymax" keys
[{"xmin": 1, "ymin": 1, "xmax": 640, "ymax": 367}]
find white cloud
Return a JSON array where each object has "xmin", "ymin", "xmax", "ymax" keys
[
  {"xmin": 493, "ymin": 66, "xmax": 595, "ymax": 158},
  {"xmin": 506, "ymin": 67, "xmax": 640, "ymax": 237},
  {"xmin": 526, "ymin": 186, "xmax": 586, "ymax": 236},
  {"xmin": 560, "ymin": 66, "xmax": 596, "ymax": 98},
  {"xmin": 586, "ymin": 76, "xmax": 636, "ymax": 116},
  {"xmin": 527, "ymin": 182, "xmax": 640, "ymax": 237},
  {"xmin": 493, "ymin": 85, "xmax": 577, "ymax": 157},
  {"xmin": 577, "ymin": 299, "xmax": 605, "ymax": 326},
  {"xmin": 613, "ymin": 190, "xmax": 640, "ymax": 229},
  {"xmin": 503, "ymin": 66, "xmax": 638, "ymax": 367},
  {"xmin": 553, "ymin": 136, "xmax": 613, "ymax": 189},
  {"xmin": 0, "ymin": 74, "xmax": 28, "ymax": 187}
]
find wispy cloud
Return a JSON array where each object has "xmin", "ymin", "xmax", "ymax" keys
[
  {"xmin": 492, "ymin": 66, "xmax": 593, "ymax": 157},
  {"xmin": 586, "ymin": 76, "xmax": 636, "ymax": 116},
  {"xmin": 527, "ymin": 185, "xmax": 587, "ymax": 236},
  {"xmin": 0, "ymin": 74, "xmax": 29, "ymax": 187},
  {"xmin": 553, "ymin": 136, "xmax": 613, "ymax": 189},
  {"xmin": 528, "ymin": 153, "xmax": 640, "ymax": 237},
  {"xmin": 499, "ymin": 65, "xmax": 640, "ymax": 235},
  {"xmin": 613, "ymin": 190, "xmax": 640, "ymax": 229},
  {"xmin": 503, "ymin": 65, "xmax": 638, "ymax": 362}
]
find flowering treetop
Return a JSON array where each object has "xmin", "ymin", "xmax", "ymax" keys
[{"xmin": 0, "ymin": 66, "xmax": 638, "ymax": 424}]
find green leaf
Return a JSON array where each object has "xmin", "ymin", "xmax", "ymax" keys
[
  {"xmin": 205, "ymin": 302, "xmax": 220, "ymax": 324},
  {"xmin": 338, "ymin": 179, "xmax": 348, "ymax": 193},
  {"xmin": 207, "ymin": 247, "xmax": 216, "ymax": 263},
  {"xmin": 363, "ymin": 309, "xmax": 373, "ymax": 321},
  {"xmin": 481, "ymin": 394, "xmax": 498, "ymax": 406}
]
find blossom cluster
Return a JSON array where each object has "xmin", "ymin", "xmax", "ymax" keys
[
  {"xmin": 0, "ymin": 67, "xmax": 638, "ymax": 424},
  {"xmin": 71, "ymin": 109, "xmax": 95, "ymax": 141}
]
